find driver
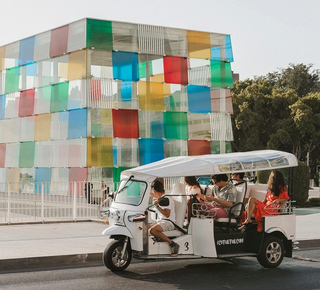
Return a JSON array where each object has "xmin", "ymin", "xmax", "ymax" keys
[{"xmin": 149, "ymin": 180, "xmax": 180, "ymax": 257}]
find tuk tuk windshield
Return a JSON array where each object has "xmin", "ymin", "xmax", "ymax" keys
[{"xmin": 114, "ymin": 180, "xmax": 147, "ymax": 206}]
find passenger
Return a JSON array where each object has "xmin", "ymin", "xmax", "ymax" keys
[
  {"xmin": 240, "ymin": 170, "xmax": 289, "ymax": 232},
  {"xmin": 231, "ymin": 172, "xmax": 247, "ymax": 202},
  {"xmin": 149, "ymin": 180, "xmax": 180, "ymax": 257},
  {"xmin": 184, "ymin": 176, "xmax": 205, "ymax": 222},
  {"xmin": 204, "ymin": 174, "xmax": 237, "ymax": 219}
]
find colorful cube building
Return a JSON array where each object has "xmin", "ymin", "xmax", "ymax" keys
[{"xmin": 0, "ymin": 18, "xmax": 234, "ymax": 189}]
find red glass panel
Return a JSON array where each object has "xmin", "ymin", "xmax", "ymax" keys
[
  {"xmin": 50, "ymin": 25, "xmax": 69, "ymax": 57},
  {"xmin": 163, "ymin": 56, "xmax": 188, "ymax": 85},
  {"xmin": 0, "ymin": 143, "xmax": 6, "ymax": 167},
  {"xmin": 187, "ymin": 140, "xmax": 210, "ymax": 156},
  {"xmin": 112, "ymin": 109, "xmax": 139, "ymax": 138},
  {"xmin": 69, "ymin": 167, "xmax": 88, "ymax": 182},
  {"xmin": 19, "ymin": 89, "xmax": 35, "ymax": 117},
  {"xmin": 90, "ymin": 79, "xmax": 101, "ymax": 102}
]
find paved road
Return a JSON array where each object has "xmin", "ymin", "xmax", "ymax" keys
[{"xmin": 1, "ymin": 249, "xmax": 319, "ymax": 290}]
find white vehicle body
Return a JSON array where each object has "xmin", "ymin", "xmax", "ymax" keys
[{"xmin": 102, "ymin": 150, "xmax": 298, "ymax": 271}]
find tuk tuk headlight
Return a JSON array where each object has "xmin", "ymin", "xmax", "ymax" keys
[{"xmin": 111, "ymin": 209, "xmax": 125, "ymax": 226}]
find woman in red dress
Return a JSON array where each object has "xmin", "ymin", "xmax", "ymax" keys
[{"xmin": 241, "ymin": 170, "xmax": 289, "ymax": 232}]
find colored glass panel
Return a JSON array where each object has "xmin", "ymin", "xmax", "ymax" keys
[
  {"xmin": 35, "ymin": 167, "xmax": 52, "ymax": 194},
  {"xmin": 67, "ymin": 50, "xmax": 87, "ymax": 81},
  {"xmin": 187, "ymin": 85, "xmax": 211, "ymax": 113},
  {"xmin": 163, "ymin": 111, "xmax": 188, "ymax": 140},
  {"xmin": 34, "ymin": 113, "xmax": 51, "ymax": 141},
  {"xmin": 19, "ymin": 89, "xmax": 35, "ymax": 117},
  {"xmin": 5, "ymin": 66, "xmax": 20, "ymax": 93},
  {"xmin": 87, "ymin": 19, "xmax": 113, "ymax": 50},
  {"xmin": 187, "ymin": 140, "xmax": 211, "ymax": 155},
  {"xmin": 210, "ymin": 60, "xmax": 233, "ymax": 88},
  {"xmin": 87, "ymin": 137, "xmax": 113, "ymax": 167},
  {"xmin": 211, "ymin": 140, "xmax": 220, "ymax": 154},
  {"xmin": 211, "ymin": 89, "xmax": 233, "ymax": 114},
  {"xmin": 138, "ymin": 138, "xmax": 164, "ymax": 165},
  {"xmin": 90, "ymin": 108, "xmax": 113, "ymax": 137},
  {"xmin": 50, "ymin": 25, "xmax": 69, "ymax": 58},
  {"xmin": 211, "ymin": 46, "xmax": 221, "ymax": 61},
  {"xmin": 68, "ymin": 108, "xmax": 87, "ymax": 139},
  {"xmin": 187, "ymin": 31, "xmax": 211, "ymax": 59},
  {"xmin": 0, "ymin": 143, "xmax": 5, "ymax": 167},
  {"xmin": 50, "ymin": 82, "xmax": 69, "ymax": 112},
  {"xmin": 0, "ymin": 46, "xmax": 5, "ymax": 71},
  {"xmin": 163, "ymin": 56, "xmax": 188, "ymax": 85},
  {"xmin": 225, "ymin": 36, "xmax": 234, "ymax": 62},
  {"xmin": 19, "ymin": 36, "xmax": 35, "ymax": 66},
  {"xmin": 0, "ymin": 94, "xmax": 5, "ymax": 119},
  {"xmin": 69, "ymin": 167, "xmax": 88, "ymax": 182},
  {"xmin": 112, "ymin": 51, "xmax": 139, "ymax": 81},
  {"xmin": 112, "ymin": 109, "xmax": 139, "ymax": 138},
  {"xmin": 138, "ymin": 81, "xmax": 166, "ymax": 111},
  {"xmin": 19, "ymin": 142, "xmax": 35, "ymax": 168},
  {"xmin": 139, "ymin": 61, "xmax": 153, "ymax": 79},
  {"xmin": 68, "ymin": 139, "xmax": 87, "ymax": 167}
]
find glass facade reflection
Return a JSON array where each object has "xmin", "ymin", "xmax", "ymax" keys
[{"xmin": 0, "ymin": 18, "xmax": 234, "ymax": 187}]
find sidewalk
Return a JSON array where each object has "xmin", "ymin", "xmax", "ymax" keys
[{"xmin": 0, "ymin": 213, "xmax": 320, "ymax": 271}]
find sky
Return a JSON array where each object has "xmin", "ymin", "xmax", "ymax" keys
[{"xmin": 1, "ymin": 0, "xmax": 320, "ymax": 80}]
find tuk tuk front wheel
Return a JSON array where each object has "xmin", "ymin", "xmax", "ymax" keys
[
  {"xmin": 103, "ymin": 240, "xmax": 132, "ymax": 271},
  {"xmin": 257, "ymin": 235, "xmax": 284, "ymax": 268}
]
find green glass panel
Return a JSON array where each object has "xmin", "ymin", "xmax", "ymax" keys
[
  {"xmin": 112, "ymin": 166, "xmax": 131, "ymax": 184},
  {"xmin": 139, "ymin": 62, "xmax": 153, "ymax": 79},
  {"xmin": 211, "ymin": 141, "xmax": 220, "ymax": 154},
  {"xmin": 50, "ymin": 82, "xmax": 69, "ymax": 112},
  {"xmin": 163, "ymin": 112, "xmax": 188, "ymax": 140},
  {"xmin": 91, "ymin": 123, "xmax": 102, "ymax": 136},
  {"xmin": 86, "ymin": 19, "xmax": 113, "ymax": 50},
  {"xmin": 5, "ymin": 67, "xmax": 20, "ymax": 93},
  {"xmin": 19, "ymin": 142, "xmax": 35, "ymax": 168},
  {"xmin": 210, "ymin": 60, "xmax": 233, "ymax": 89},
  {"xmin": 226, "ymin": 141, "xmax": 232, "ymax": 153}
]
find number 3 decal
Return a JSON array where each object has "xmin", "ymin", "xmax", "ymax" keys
[{"xmin": 184, "ymin": 242, "xmax": 189, "ymax": 251}]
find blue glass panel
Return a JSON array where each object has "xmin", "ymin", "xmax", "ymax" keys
[
  {"xmin": 68, "ymin": 108, "xmax": 87, "ymax": 139},
  {"xmin": 19, "ymin": 36, "xmax": 35, "ymax": 66},
  {"xmin": 138, "ymin": 138, "xmax": 164, "ymax": 165},
  {"xmin": 0, "ymin": 94, "xmax": 6, "ymax": 119},
  {"xmin": 34, "ymin": 167, "xmax": 52, "ymax": 194},
  {"xmin": 225, "ymin": 35, "xmax": 234, "ymax": 62},
  {"xmin": 121, "ymin": 81, "xmax": 132, "ymax": 102},
  {"xmin": 187, "ymin": 85, "xmax": 211, "ymax": 113},
  {"xmin": 151, "ymin": 120, "xmax": 164, "ymax": 138},
  {"xmin": 59, "ymin": 111, "xmax": 69, "ymax": 123},
  {"xmin": 113, "ymin": 145, "xmax": 118, "ymax": 166},
  {"xmin": 25, "ymin": 62, "xmax": 37, "ymax": 76},
  {"xmin": 112, "ymin": 51, "xmax": 139, "ymax": 81},
  {"xmin": 211, "ymin": 46, "xmax": 221, "ymax": 61}
]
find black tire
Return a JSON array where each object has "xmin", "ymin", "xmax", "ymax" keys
[
  {"xmin": 103, "ymin": 240, "xmax": 132, "ymax": 272},
  {"xmin": 257, "ymin": 235, "xmax": 284, "ymax": 268}
]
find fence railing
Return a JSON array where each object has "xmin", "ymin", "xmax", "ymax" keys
[{"xmin": 0, "ymin": 182, "xmax": 107, "ymax": 224}]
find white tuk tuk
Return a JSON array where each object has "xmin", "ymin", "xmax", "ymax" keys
[{"xmin": 102, "ymin": 150, "xmax": 298, "ymax": 271}]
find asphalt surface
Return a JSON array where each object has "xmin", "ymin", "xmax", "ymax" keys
[{"xmin": 0, "ymin": 212, "xmax": 319, "ymax": 271}]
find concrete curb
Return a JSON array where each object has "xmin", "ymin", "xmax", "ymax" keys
[
  {"xmin": 1, "ymin": 239, "xmax": 319, "ymax": 272},
  {"xmin": 0, "ymin": 253, "xmax": 102, "ymax": 272}
]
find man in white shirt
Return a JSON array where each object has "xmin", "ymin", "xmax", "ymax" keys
[{"xmin": 149, "ymin": 180, "xmax": 179, "ymax": 257}]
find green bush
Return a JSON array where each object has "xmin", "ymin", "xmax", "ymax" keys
[
  {"xmin": 256, "ymin": 170, "xmax": 271, "ymax": 184},
  {"xmin": 292, "ymin": 162, "xmax": 310, "ymax": 207},
  {"xmin": 306, "ymin": 198, "xmax": 320, "ymax": 207}
]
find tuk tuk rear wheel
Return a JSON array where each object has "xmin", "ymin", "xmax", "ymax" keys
[
  {"xmin": 257, "ymin": 235, "xmax": 284, "ymax": 268},
  {"xmin": 103, "ymin": 240, "xmax": 132, "ymax": 271}
]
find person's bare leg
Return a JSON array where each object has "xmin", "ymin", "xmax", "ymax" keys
[
  {"xmin": 245, "ymin": 197, "xmax": 258, "ymax": 223},
  {"xmin": 150, "ymin": 224, "xmax": 172, "ymax": 244}
]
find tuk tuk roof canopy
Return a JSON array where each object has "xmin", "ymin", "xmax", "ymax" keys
[{"xmin": 121, "ymin": 150, "xmax": 298, "ymax": 181}]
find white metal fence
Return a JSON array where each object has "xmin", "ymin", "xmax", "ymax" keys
[{"xmin": 0, "ymin": 182, "xmax": 108, "ymax": 224}]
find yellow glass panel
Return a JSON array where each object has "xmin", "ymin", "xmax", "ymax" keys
[
  {"xmin": 0, "ymin": 46, "xmax": 5, "ymax": 71},
  {"xmin": 100, "ymin": 108, "xmax": 112, "ymax": 125},
  {"xmin": 138, "ymin": 81, "xmax": 166, "ymax": 111},
  {"xmin": 187, "ymin": 31, "xmax": 211, "ymax": 59},
  {"xmin": 34, "ymin": 113, "xmax": 51, "ymax": 141},
  {"xmin": 59, "ymin": 62, "xmax": 68, "ymax": 80},
  {"xmin": 5, "ymin": 168, "xmax": 20, "ymax": 192},
  {"xmin": 151, "ymin": 73, "xmax": 164, "ymax": 83},
  {"xmin": 87, "ymin": 137, "xmax": 113, "ymax": 167},
  {"xmin": 68, "ymin": 50, "xmax": 87, "ymax": 81}
]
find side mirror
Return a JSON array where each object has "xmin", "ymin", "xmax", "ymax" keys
[
  {"xmin": 158, "ymin": 197, "xmax": 169, "ymax": 206},
  {"xmin": 108, "ymin": 192, "xmax": 114, "ymax": 199}
]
